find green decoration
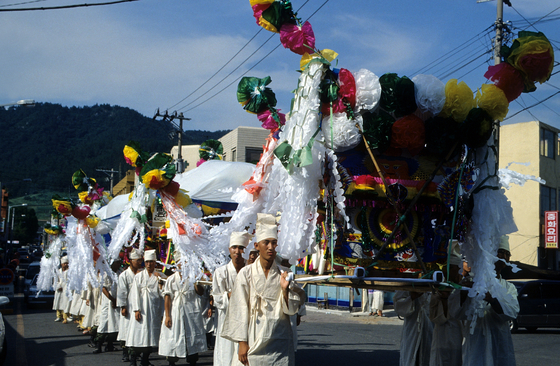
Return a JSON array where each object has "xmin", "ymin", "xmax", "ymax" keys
[
  {"xmin": 237, "ymin": 76, "xmax": 277, "ymax": 114},
  {"xmin": 199, "ymin": 139, "xmax": 224, "ymax": 160},
  {"xmin": 139, "ymin": 153, "xmax": 176, "ymax": 181},
  {"xmin": 461, "ymin": 108, "xmax": 493, "ymax": 149},
  {"xmin": 362, "ymin": 110, "xmax": 395, "ymax": 152},
  {"xmin": 379, "ymin": 73, "xmax": 417, "ymax": 118}
]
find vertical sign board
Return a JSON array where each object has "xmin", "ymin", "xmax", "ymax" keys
[{"xmin": 545, "ymin": 211, "xmax": 559, "ymax": 249}]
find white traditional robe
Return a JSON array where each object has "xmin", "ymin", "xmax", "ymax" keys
[
  {"xmin": 394, "ymin": 291, "xmax": 434, "ymax": 366},
  {"xmin": 462, "ymin": 278, "xmax": 519, "ymax": 366},
  {"xmin": 69, "ymin": 290, "xmax": 83, "ymax": 316},
  {"xmin": 158, "ymin": 272, "xmax": 207, "ymax": 357},
  {"xmin": 81, "ymin": 282, "xmax": 100, "ymax": 328},
  {"xmin": 429, "ymin": 290, "xmax": 463, "ymax": 366},
  {"xmin": 117, "ymin": 267, "xmax": 139, "ymax": 342},
  {"xmin": 126, "ymin": 270, "xmax": 163, "ymax": 348},
  {"xmin": 212, "ymin": 261, "xmax": 240, "ymax": 366},
  {"xmin": 221, "ymin": 260, "xmax": 305, "ymax": 366},
  {"xmin": 52, "ymin": 269, "xmax": 70, "ymax": 312},
  {"xmin": 98, "ymin": 272, "xmax": 120, "ymax": 334}
]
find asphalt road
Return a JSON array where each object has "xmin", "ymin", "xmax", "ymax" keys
[{"xmin": 3, "ymin": 290, "xmax": 560, "ymax": 366}]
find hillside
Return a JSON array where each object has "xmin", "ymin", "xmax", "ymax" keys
[{"xmin": 0, "ymin": 103, "xmax": 229, "ymax": 220}]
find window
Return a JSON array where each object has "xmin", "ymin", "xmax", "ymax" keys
[
  {"xmin": 231, "ymin": 148, "xmax": 237, "ymax": 162},
  {"xmin": 245, "ymin": 147, "xmax": 263, "ymax": 164},
  {"xmin": 541, "ymin": 186, "xmax": 557, "ymax": 215},
  {"xmin": 540, "ymin": 127, "xmax": 556, "ymax": 158}
]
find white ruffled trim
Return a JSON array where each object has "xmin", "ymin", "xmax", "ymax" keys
[
  {"xmin": 412, "ymin": 74, "xmax": 446, "ymax": 115},
  {"xmin": 322, "ymin": 113, "xmax": 363, "ymax": 152},
  {"xmin": 353, "ymin": 68, "xmax": 381, "ymax": 112}
]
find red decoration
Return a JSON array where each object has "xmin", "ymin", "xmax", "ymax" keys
[
  {"xmin": 390, "ymin": 114, "xmax": 425, "ymax": 153},
  {"xmin": 484, "ymin": 63, "xmax": 525, "ymax": 102}
]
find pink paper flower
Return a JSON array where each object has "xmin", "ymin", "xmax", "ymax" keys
[
  {"xmin": 258, "ymin": 109, "xmax": 286, "ymax": 131},
  {"xmin": 279, "ymin": 21, "xmax": 315, "ymax": 55}
]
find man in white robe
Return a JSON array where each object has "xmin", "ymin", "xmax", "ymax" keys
[
  {"xmin": 394, "ymin": 290, "xmax": 434, "ymax": 366},
  {"xmin": 429, "ymin": 241, "xmax": 464, "ymax": 366},
  {"xmin": 212, "ymin": 231, "xmax": 251, "ymax": 366},
  {"xmin": 462, "ymin": 236, "xmax": 519, "ymax": 366},
  {"xmin": 221, "ymin": 213, "xmax": 305, "ymax": 366},
  {"xmin": 117, "ymin": 249, "xmax": 144, "ymax": 362},
  {"xmin": 126, "ymin": 249, "xmax": 164, "ymax": 366},
  {"xmin": 53, "ymin": 256, "xmax": 71, "ymax": 323},
  {"xmin": 159, "ymin": 251, "xmax": 207, "ymax": 366},
  {"xmin": 93, "ymin": 259, "xmax": 122, "ymax": 354}
]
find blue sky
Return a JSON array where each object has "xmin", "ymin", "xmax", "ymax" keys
[{"xmin": 1, "ymin": 0, "xmax": 559, "ymax": 131}]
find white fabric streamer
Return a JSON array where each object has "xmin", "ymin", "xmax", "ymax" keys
[
  {"xmin": 106, "ymin": 183, "xmax": 148, "ymax": 262},
  {"xmin": 37, "ymin": 235, "xmax": 65, "ymax": 292},
  {"xmin": 499, "ymin": 162, "xmax": 546, "ymax": 189},
  {"xmin": 461, "ymin": 139, "xmax": 518, "ymax": 332}
]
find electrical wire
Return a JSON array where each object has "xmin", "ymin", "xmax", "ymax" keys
[
  {"xmin": 166, "ymin": 0, "xmax": 315, "ymax": 113},
  {"xmin": 0, "ymin": 0, "xmax": 137, "ymax": 11},
  {"xmin": 175, "ymin": 0, "xmax": 331, "ymax": 114},
  {"xmin": 0, "ymin": 0, "xmax": 47, "ymax": 8}
]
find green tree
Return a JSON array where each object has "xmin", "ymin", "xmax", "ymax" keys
[{"xmin": 12, "ymin": 207, "xmax": 39, "ymax": 245}]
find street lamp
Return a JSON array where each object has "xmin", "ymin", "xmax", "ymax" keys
[{"xmin": 0, "ymin": 99, "xmax": 35, "ymax": 108}]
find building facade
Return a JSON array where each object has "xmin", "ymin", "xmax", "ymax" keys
[{"xmin": 499, "ymin": 120, "xmax": 560, "ymax": 271}]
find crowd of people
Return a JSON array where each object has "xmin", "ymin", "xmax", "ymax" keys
[
  {"xmin": 394, "ymin": 237, "xmax": 520, "ymax": 366},
  {"xmin": 50, "ymin": 213, "xmax": 307, "ymax": 366}
]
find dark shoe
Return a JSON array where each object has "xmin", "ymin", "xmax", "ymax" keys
[{"xmin": 92, "ymin": 342, "xmax": 102, "ymax": 354}]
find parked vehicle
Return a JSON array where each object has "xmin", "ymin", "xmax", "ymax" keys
[
  {"xmin": 23, "ymin": 262, "xmax": 41, "ymax": 296},
  {"xmin": 509, "ymin": 279, "xmax": 560, "ymax": 332},
  {"xmin": 0, "ymin": 296, "xmax": 9, "ymax": 364},
  {"xmin": 25, "ymin": 275, "xmax": 55, "ymax": 308}
]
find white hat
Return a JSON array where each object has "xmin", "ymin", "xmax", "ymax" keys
[
  {"xmin": 144, "ymin": 249, "xmax": 157, "ymax": 261},
  {"xmin": 60, "ymin": 256, "xmax": 68, "ymax": 264},
  {"xmin": 249, "ymin": 247, "xmax": 259, "ymax": 253},
  {"xmin": 229, "ymin": 231, "xmax": 252, "ymax": 248},
  {"xmin": 255, "ymin": 213, "xmax": 278, "ymax": 242},
  {"xmin": 129, "ymin": 249, "xmax": 142, "ymax": 260},
  {"xmin": 499, "ymin": 235, "xmax": 510, "ymax": 252},
  {"xmin": 449, "ymin": 240, "xmax": 462, "ymax": 266}
]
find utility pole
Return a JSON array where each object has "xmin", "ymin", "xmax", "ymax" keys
[
  {"xmin": 153, "ymin": 109, "xmax": 191, "ymax": 173},
  {"xmin": 96, "ymin": 169, "xmax": 118, "ymax": 196}
]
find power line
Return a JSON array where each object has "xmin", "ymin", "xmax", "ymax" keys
[
  {"xmin": 0, "ymin": 0, "xmax": 138, "ymax": 12},
  {"xmin": 174, "ymin": 0, "xmax": 331, "ymax": 113},
  {"xmin": 504, "ymin": 91, "xmax": 560, "ymax": 121},
  {"xmin": 0, "ymin": 0, "xmax": 47, "ymax": 8}
]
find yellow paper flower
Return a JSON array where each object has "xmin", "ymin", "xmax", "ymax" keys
[
  {"xmin": 258, "ymin": 16, "xmax": 278, "ymax": 33},
  {"xmin": 300, "ymin": 49, "xmax": 338, "ymax": 70},
  {"xmin": 123, "ymin": 145, "xmax": 140, "ymax": 167},
  {"xmin": 86, "ymin": 215, "xmax": 100, "ymax": 228},
  {"xmin": 250, "ymin": 0, "xmax": 274, "ymax": 6},
  {"xmin": 476, "ymin": 84, "xmax": 509, "ymax": 122},
  {"xmin": 507, "ymin": 35, "xmax": 554, "ymax": 84},
  {"xmin": 78, "ymin": 191, "xmax": 91, "ymax": 204},
  {"xmin": 52, "ymin": 199, "xmax": 73, "ymax": 215},
  {"xmin": 439, "ymin": 79, "xmax": 474, "ymax": 123},
  {"xmin": 142, "ymin": 169, "xmax": 171, "ymax": 190}
]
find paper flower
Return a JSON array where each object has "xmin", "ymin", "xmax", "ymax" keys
[
  {"xmin": 71, "ymin": 205, "xmax": 91, "ymax": 220},
  {"xmin": 390, "ymin": 114, "xmax": 425, "ymax": 153},
  {"xmin": 484, "ymin": 63, "xmax": 525, "ymax": 102},
  {"xmin": 123, "ymin": 141, "xmax": 149, "ymax": 168},
  {"xmin": 353, "ymin": 69, "xmax": 381, "ymax": 112},
  {"xmin": 257, "ymin": 1, "xmax": 295, "ymax": 33},
  {"xmin": 237, "ymin": 76, "xmax": 277, "ymax": 114},
  {"xmin": 300, "ymin": 49, "xmax": 338, "ymax": 70},
  {"xmin": 461, "ymin": 108, "xmax": 493, "ymax": 148},
  {"xmin": 280, "ymin": 21, "xmax": 315, "ymax": 55},
  {"xmin": 424, "ymin": 116, "xmax": 460, "ymax": 156},
  {"xmin": 139, "ymin": 153, "xmax": 176, "ymax": 190},
  {"xmin": 476, "ymin": 84, "xmax": 509, "ymax": 122},
  {"xmin": 411, "ymin": 74, "xmax": 446, "ymax": 115},
  {"xmin": 199, "ymin": 139, "xmax": 224, "ymax": 161},
  {"xmin": 502, "ymin": 31, "xmax": 554, "ymax": 91},
  {"xmin": 72, "ymin": 169, "xmax": 97, "ymax": 192},
  {"xmin": 52, "ymin": 195, "xmax": 74, "ymax": 216},
  {"xmin": 361, "ymin": 110, "xmax": 394, "ymax": 152},
  {"xmin": 258, "ymin": 108, "xmax": 286, "ymax": 131},
  {"xmin": 322, "ymin": 113, "xmax": 363, "ymax": 152},
  {"xmin": 379, "ymin": 73, "xmax": 417, "ymax": 118},
  {"xmin": 439, "ymin": 79, "xmax": 474, "ymax": 123}
]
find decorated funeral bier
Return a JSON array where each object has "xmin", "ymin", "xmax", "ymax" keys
[{"xmin": 39, "ymin": 0, "xmax": 554, "ymax": 328}]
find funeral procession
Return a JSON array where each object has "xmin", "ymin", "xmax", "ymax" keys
[{"xmin": 1, "ymin": 1, "xmax": 560, "ymax": 365}]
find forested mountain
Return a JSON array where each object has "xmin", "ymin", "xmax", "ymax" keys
[{"xmin": 0, "ymin": 103, "xmax": 229, "ymax": 199}]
